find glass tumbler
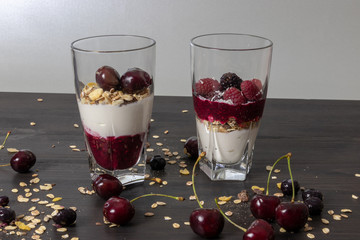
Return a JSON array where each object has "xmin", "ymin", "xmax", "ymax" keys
[
  {"xmin": 71, "ymin": 35, "xmax": 156, "ymax": 185},
  {"xmin": 190, "ymin": 33, "xmax": 273, "ymax": 181}
]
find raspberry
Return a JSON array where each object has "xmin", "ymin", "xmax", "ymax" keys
[
  {"xmin": 220, "ymin": 72, "xmax": 242, "ymax": 90},
  {"xmin": 252, "ymin": 78, "xmax": 263, "ymax": 90},
  {"xmin": 223, "ymin": 87, "xmax": 246, "ymax": 105},
  {"xmin": 241, "ymin": 80, "xmax": 262, "ymax": 100},
  {"xmin": 195, "ymin": 78, "xmax": 220, "ymax": 96}
]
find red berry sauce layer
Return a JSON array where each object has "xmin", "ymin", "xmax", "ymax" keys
[
  {"xmin": 193, "ymin": 74, "xmax": 266, "ymax": 126},
  {"xmin": 85, "ymin": 129, "xmax": 145, "ymax": 170},
  {"xmin": 193, "ymin": 96, "xmax": 265, "ymax": 125}
]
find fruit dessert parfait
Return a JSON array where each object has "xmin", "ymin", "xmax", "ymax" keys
[
  {"xmin": 193, "ymin": 72, "xmax": 266, "ymax": 180},
  {"xmin": 77, "ymin": 66, "xmax": 154, "ymax": 178}
]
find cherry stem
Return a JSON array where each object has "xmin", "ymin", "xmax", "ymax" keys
[
  {"xmin": 130, "ymin": 193, "xmax": 185, "ymax": 203},
  {"xmin": 265, "ymin": 153, "xmax": 291, "ymax": 195},
  {"xmin": 215, "ymin": 198, "xmax": 247, "ymax": 233},
  {"xmin": 0, "ymin": 131, "xmax": 11, "ymax": 150},
  {"xmin": 286, "ymin": 153, "xmax": 295, "ymax": 203},
  {"xmin": 192, "ymin": 152, "xmax": 206, "ymax": 209}
]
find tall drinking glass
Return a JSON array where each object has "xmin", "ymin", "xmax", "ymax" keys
[
  {"xmin": 190, "ymin": 33, "xmax": 272, "ymax": 181},
  {"xmin": 71, "ymin": 35, "xmax": 156, "ymax": 185}
]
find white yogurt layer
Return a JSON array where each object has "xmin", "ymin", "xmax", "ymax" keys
[
  {"xmin": 78, "ymin": 94, "xmax": 154, "ymax": 138},
  {"xmin": 196, "ymin": 118, "xmax": 259, "ymax": 165}
]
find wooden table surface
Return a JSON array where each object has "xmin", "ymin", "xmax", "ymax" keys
[{"xmin": 0, "ymin": 92, "xmax": 359, "ymax": 240}]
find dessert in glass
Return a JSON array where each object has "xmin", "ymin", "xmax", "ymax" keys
[
  {"xmin": 190, "ymin": 33, "xmax": 273, "ymax": 181},
  {"xmin": 71, "ymin": 35, "xmax": 156, "ymax": 185}
]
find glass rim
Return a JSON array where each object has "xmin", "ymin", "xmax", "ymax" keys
[
  {"xmin": 71, "ymin": 34, "xmax": 156, "ymax": 53},
  {"xmin": 190, "ymin": 33, "xmax": 273, "ymax": 51}
]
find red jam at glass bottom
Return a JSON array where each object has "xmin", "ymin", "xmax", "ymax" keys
[{"xmin": 85, "ymin": 130, "xmax": 145, "ymax": 170}]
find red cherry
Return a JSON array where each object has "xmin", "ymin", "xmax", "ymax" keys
[
  {"xmin": 95, "ymin": 66, "xmax": 120, "ymax": 91},
  {"xmin": 250, "ymin": 194, "xmax": 280, "ymax": 222},
  {"xmin": 92, "ymin": 174, "xmax": 123, "ymax": 200},
  {"xmin": 243, "ymin": 219, "xmax": 275, "ymax": 240},
  {"xmin": 10, "ymin": 150, "xmax": 36, "ymax": 173},
  {"xmin": 120, "ymin": 68, "xmax": 152, "ymax": 94},
  {"xmin": 184, "ymin": 136, "xmax": 198, "ymax": 160},
  {"xmin": 103, "ymin": 196, "xmax": 135, "ymax": 225},
  {"xmin": 190, "ymin": 208, "xmax": 224, "ymax": 238},
  {"xmin": 275, "ymin": 202, "xmax": 309, "ymax": 232}
]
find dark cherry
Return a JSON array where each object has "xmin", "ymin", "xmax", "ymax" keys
[
  {"xmin": 92, "ymin": 174, "xmax": 123, "ymax": 200},
  {"xmin": 275, "ymin": 202, "xmax": 309, "ymax": 232},
  {"xmin": 281, "ymin": 178, "xmax": 300, "ymax": 196},
  {"xmin": 149, "ymin": 155, "xmax": 166, "ymax": 170},
  {"xmin": 10, "ymin": 150, "xmax": 36, "ymax": 173},
  {"xmin": 0, "ymin": 207, "xmax": 16, "ymax": 224},
  {"xmin": 220, "ymin": 72, "xmax": 242, "ymax": 90},
  {"xmin": 0, "ymin": 196, "xmax": 9, "ymax": 207},
  {"xmin": 250, "ymin": 194, "xmax": 280, "ymax": 222},
  {"xmin": 103, "ymin": 196, "xmax": 135, "ymax": 225},
  {"xmin": 243, "ymin": 219, "xmax": 275, "ymax": 240},
  {"xmin": 184, "ymin": 136, "xmax": 198, "ymax": 160},
  {"xmin": 302, "ymin": 188, "xmax": 323, "ymax": 201},
  {"xmin": 95, "ymin": 66, "xmax": 120, "ymax": 91},
  {"xmin": 53, "ymin": 208, "xmax": 77, "ymax": 226},
  {"xmin": 190, "ymin": 208, "xmax": 224, "ymax": 238},
  {"xmin": 304, "ymin": 197, "xmax": 324, "ymax": 215},
  {"xmin": 120, "ymin": 68, "xmax": 152, "ymax": 94}
]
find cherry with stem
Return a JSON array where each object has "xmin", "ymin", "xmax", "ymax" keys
[
  {"xmin": 250, "ymin": 154, "xmax": 290, "ymax": 222},
  {"xmin": 103, "ymin": 193, "xmax": 184, "ymax": 226},
  {"xmin": 215, "ymin": 198, "xmax": 275, "ymax": 240},
  {"xmin": 275, "ymin": 153, "xmax": 309, "ymax": 232},
  {"xmin": 189, "ymin": 152, "xmax": 225, "ymax": 238}
]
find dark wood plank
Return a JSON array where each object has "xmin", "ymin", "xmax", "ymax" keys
[{"xmin": 0, "ymin": 92, "xmax": 359, "ymax": 239}]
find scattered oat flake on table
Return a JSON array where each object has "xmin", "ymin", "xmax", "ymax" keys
[
  {"xmin": 15, "ymin": 221, "xmax": 31, "ymax": 231},
  {"xmin": 321, "ymin": 218, "xmax": 329, "ymax": 224},
  {"xmin": 327, "ymin": 210, "xmax": 334, "ymax": 215},
  {"xmin": 322, "ymin": 227, "xmax": 330, "ymax": 234},
  {"xmin": 144, "ymin": 212, "xmax": 154, "ymax": 217},
  {"xmin": 182, "ymin": 110, "xmax": 188, "ymax": 113},
  {"xmin": 164, "ymin": 130, "xmax": 169, "ymax": 134},
  {"xmin": 218, "ymin": 201, "xmax": 227, "ymax": 205},
  {"xmin": 341, "ymin": 209, "xmax": 352, "ymax": 213},
  {"xmin": 274, "ymin": 192, "xmax": 284, "ymax": 197},
  {"xmin": 164, "ymin": 216, "xmax": 172, "ymax": 221},
  {"xmin": 179, "ymin": 168, "xmax": 190, "ymax": 175},
  {"xmin": 306, "ymin": 233, "xmax": 315, "ymax": 239},
  {"xmin": 355, "ymin": 173, "xmax": 360, "ymax": 177},
  {"xmin": 276, "ymin": 182, "xmax": 282, "ymax": 189},
  {"xmin": 151, "ymin": 203, "xmax": 158, "ymax": 209},
  {"xmin": 333, "ymin": 214, "xmax": 341, "ymax": 220},
  {"xmin": 156, "ymin": 201, "xmax": 166, "ymax": 206},
  {"xmin": 152, "ymin": 135, "xmax": 159, "ymax": 139},
  {"xmin": 251, "ymin": 186, "xmax": 265, "ymax": 193},
  {"xmin": 37, "ymin": 98, "xmax": 43, "ymax": 102},
  {"xmin": 352, "ymin": 194, "xmax": 359, "ymax": 199},
  {"xmin": 233, "ymin": 199, "xmax": 242, "ymax": 204},
  {"xmin": 273, "ymin": 169, "xmax": 281, "ymax": 173},
  {"xmin": 73, "ymin": 124, "xmax": 79, "ymax": 128},
  {"xmin": 146, "ymin": 148, "xmax": 154, "ymax": 152},
  {"xmin": 180, "ymin": 139, "xmax": 187, "ymax": 142},
  {"xmin": 173, "ymin": 223, "xmax": 181, "ymax": 229},
  {"xmin": 218, "ymin": 196, "xmax": 232, "ymax": 202},
  {"xmin": 7, "ymin": 148, "xmax": 19, "ymax": 153},
  {"xmin": 53, "ymin": 197, "xmax": 62, "ymax": 202},
  {"xmin": 266, "ymin": 165, "xmax": 273, "ymax": 171},
  {"xmin": 225, "ymin": 211, "xmax": 233, "ymax": 217},
  {"xmin": 57, "ymin": 227, "xmax": 67, "ymax": 232},
  {"xmin": 186, "ymin": 181, "xmax": 193, "ymax": 186},
  {"xmin": 30, "ymin": 122, "xmax": 36, "ymax": 126}
]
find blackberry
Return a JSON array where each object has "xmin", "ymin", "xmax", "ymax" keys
[
  {"xmin": 281, "ymin": 179, "xmax": 300, "ymax": 196},
  {"xmin": 0, "ymin": 196, "xmax": 9, "ymax": 207},
  {"xmin": 220, "ymin": 72, "xmax": 242, "ymax": 90},
  {"xmin": 53, "ymin": 208, "xmax": 77, "ymax": 226},
  {"xmin": 302, "ymin": 189, "xmax": 323, "ymax": 201},
  {"xmin": 0, "ymin": 208, "xmax": 16, "ymax": 224},
  {"xmin": 149, "ymin": 155, "xmax": 166, "ymax": 170},
  {"xmin": 304, "ymin": 197, "xmax": 324, "ymax": 215}
]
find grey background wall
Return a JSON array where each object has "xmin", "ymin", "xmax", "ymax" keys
[{"xmin": 0, "ymin": 0, "xmax": 359, "ymax": 100}]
